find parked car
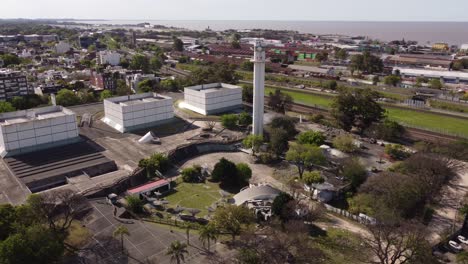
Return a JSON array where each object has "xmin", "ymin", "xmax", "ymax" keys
[
  {"xmin": 458, "ymin": 235, "xmax": 468, "ymax": 245},
  {"xmin": 449, "ymin": 240, "xmax": 463, "ymax": 252}
]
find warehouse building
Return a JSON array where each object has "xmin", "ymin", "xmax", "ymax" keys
[
  {"xmin": 0, "ymin": 106, "xmax": 80, "ymax": 157},
  {"xmin": 102, "ymin": 93, "xmax": 174, "ymax": 133},
  {"xmin": 183, "ymin": 83, "xmax": 243, "ymax": 115}
]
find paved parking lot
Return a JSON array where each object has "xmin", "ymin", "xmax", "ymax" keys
[{"xmin": 77, "ymin": 198, "xmax": 205, "ymax": 264}]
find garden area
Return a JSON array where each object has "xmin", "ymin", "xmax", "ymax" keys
[{"xmin": 165, "ymin": 180, "xmax": 226, "ymax": 218}]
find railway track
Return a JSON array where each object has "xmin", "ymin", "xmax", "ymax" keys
[{"xmin": 286, "ymin": 102, "xmax": 463, "ymax": 143}]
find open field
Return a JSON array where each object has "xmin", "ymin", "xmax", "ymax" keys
[
  {"xmin": 312, "ymin": 227, "xmax": 368, "ymax": 264},
  {"xmin": 165, "ymin": 181, "xmax": 225, "ymax": 217},
  {"xmin": 386, "ymin": 107, "xmax": 468, "ymax": 137},
  {"xmin": 265, "ymin": 87, "xmax": 468, "ymax": 137},
  {"xmin": 265, "ymin": 86, "xmax": 333, "ymax": 109}
]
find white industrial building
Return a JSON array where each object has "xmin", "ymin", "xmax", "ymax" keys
[
  {"xmin": 98, "ymin": 51, "xmax": 121, "ymax": 66},
  {"xmin": 183, "ymin": 83, "xmax": 242, "ymax": 115},
  {"xmin": 102, "ymin": 93, "xmax": 174, "ymax": 133},
  {"xmin": 0, "ymin": 106, "xmax": 79, "ymax": 157},
  {"xmin": 394, "ymin": 67, "xmax": 468, "ymax": 84}
]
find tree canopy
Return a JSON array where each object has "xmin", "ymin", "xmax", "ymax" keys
[
  {"xmin": 349, "ymin": 51, "xmax": 383, "ymax": 74},
  {"xmin": 331, "ymin": 88, "xmax": 385, "ymax": 132}
]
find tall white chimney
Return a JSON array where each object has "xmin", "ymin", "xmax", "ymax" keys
[{"xmin": 252, "ymin": 40, "xmax": 266, "ymax": 136}]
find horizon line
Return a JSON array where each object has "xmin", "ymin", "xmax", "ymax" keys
[{"xmin": 1, "ymin": 18, "xmax": 468, "ymax": 23}]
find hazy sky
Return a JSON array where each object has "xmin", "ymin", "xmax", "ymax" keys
[{"xmin": 1, "ymin": 0, "xmax": 467, "ymax": 21}]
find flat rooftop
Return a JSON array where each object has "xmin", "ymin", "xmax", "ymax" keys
[
  {"xmin": 105, "ymin": 93, "xmax": 171, "ymax": 106},
  {"xmin": 185, "ymin": 83, "xmax": 241, "ymax": 93},
  {"xmin": 0, "ymin": 106, "xmax": 74, "ymax": 126}
]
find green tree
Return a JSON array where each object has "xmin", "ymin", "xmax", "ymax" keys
[
  {"xmin": 369, "ymin": 119, "xmax": 405, "ymax": 141},
  {"xmin": 335, "ymin": 48, "xmax": 348, "ymax": 60},
  {"xmin": 125, "ymin": 196, "xmax": 143, "ymax": 214},
  {"xmin": 297, "ymin": 131, "xmax": 326, "ymax": 146},
  {"xmin": 268, "ymin": 127, "xmax": 289, "ymax": 156},
  {"xmin": 324, "ymin": 80, "xmax": 338, "ymax": 90},
  {"xmin": 242, "ymin": 84, "xmax": 254, "ymax": 103},
  {"xmin": 56, "ymin": 89, "xmax": 80, "ymax": 106},
  {"xmin": 1, "ymin": 54, "xmax": 21, "ymax": 67},
  {"xmin": 429, "ymin": 79, "xmax": 443, "ymax": 89},
  {"xmin": 77, "ymin": 89, "xmax": 96, "ymax": 104},
  {"xmin": 198, "ymin": 223, "xmax": 218, "ymax": 251},
  {"xmin": 130, "ymin": 54, "xmax": 150, "ymax": 73},
  {"xmin": 138, "ymin": 153, "xmax": 170, "ymax": 179},
  {"xmin": 100, "ymin": 90, "xmax": 113, "ymax": 101},
  {"xmin": 349, "ymin": 51, "xmax": 383, "ymax": 74},
  {"xmin": 303, "ymin": 171, "xmax": 324, "ymax": 186},
  {"xmin": 385, "ymin": 144, "xmax": 410, "ymax": 160},
  {"xmin": 181, "ymin": 165, "xmax": 202, "ymax": 183},
  {"xmin": 116, "ymin": 80, "xmax": 132, "ymax": 96},
  {"xmin": 333, "ymin": 135, "xmax": 358, "ymax": 153},
  {"xmin": 212, "ymin": 205, "xmax": 254, "ymax": 241},
  {"xmin": 238, "ymin": 112, "xmax": 252, "ymax": 126},
  {"xmin": 331, "ymin": 88, "xmax": 385, "ymax": 132},
  {"xmin": 113, "ymin": 225, "xmax": 130, "ymax": 254},
  {"xmin": 270, "ymin": 116, "xmax": 297, "ymax": 136},
  {"xmin": 236, "ymin": 248, "xmax": 261, "ymax": 264},
  {"xmin": 221, "ymin": 114, "xmax": 239, "ymax": 129},
  {"xmin": 383, "ymin": 75, "xmax": 401, "ymax": 87},
  {"xmin": 0, "ymin": 102, "xmax": 16, "ymax": 113},
  {"xmin": 272, "ymin": 192, "xmax": 294, "ymax": 222},
  {"xmin": 341, "ymin": 158, "xmax": 367, "ymax": 190},
  {"xmin": 243, "ymin": 135, "xmax": 264, "ymax": 156},
  {"xmin": 211, "ymin": 158, "xmax": 239, "ymax": 187},
  {"xmin": 267, "ymin": 89, "xmax": 293, "ymax": 113},
  {"xmin": 166, "ymin": 240, "xmax": 188, "ymax": 264},
  {"xmin": 315, "ymin": 51, "xmax": 329, "ymax": 62},
  {"xmin": 160, "ymin": 79, "xmax": 180, "ymax": 92},
  {"xmin": 137, "ymin": 79, "xmax": 154, "ymax": 93},
  {"xmin": 0, "ymin": 225, "xmax": 64, "ymax": 264},
  {"xmin": 236, "ymin": 163, "xmax": 252, "ymax": 183},
  {"xmin": 173, "ymin": 38, "xmax": 184, "ymax": 52},
  {"xmin": 150, "ymin": 56, "xmax": 163, "ymax": 72},
  {"xmin": 240, "ymin": 61, "xmax": 254, "ymax": 71},
  {"xmin": 286, "ymin": 143, "xmax": 326, "ymax": 178}
]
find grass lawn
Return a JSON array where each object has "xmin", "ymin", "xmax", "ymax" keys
[
  {"xmin": 165, "ymin": 181, "xmax": 226, "ymax": 217},
  {"xmin": 312, "ymin": 228, "xmax": 369, "ymax": 264},
  {"xmin": 65, "ymin": 221, "xmax": 92, "ymax": 249},
  {"xmin": 265, "ymin": 87, "xmax": 334, "ymax": 109},
  {"xmin": 267, "ymin": 86, "xmax": 468, "ymax": 137},
  {"xmin": 386, "ymin": 107, "xmax": 468, "ymax": 137}
]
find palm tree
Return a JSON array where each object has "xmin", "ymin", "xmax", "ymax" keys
[
  {"xmin": 166, "ymin": 240, "xmax": 188, "ymax": 264},
  {"xmin": 113, "ymin": 225, "xmax": 130, "ymax": 254},
  {"xmin": 199, "ymin": 224, "xmax": 219, "ymax": 252}
]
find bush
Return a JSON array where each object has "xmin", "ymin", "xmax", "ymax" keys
[
  {"xmin": 181, "ymin": 165, "xmax": 202, "ymax": 183},
  {"xmin": 297, "ymin": 131, "xmax": 326, "ymax": 146},
  {"xmin": 384, "ymin": 144, "xmax": 410, "ymax": 160},
  {"xmin": 333, "ymin": 135, "xmax": 357, "ymax": 153},
  {"xmin": 310, "ymin": 114, "xmax": 324, "ymax": 123},
  {"xmin": 138, "ymin": 153, "xmax": 170, "ymax": 179},
  {"xmin": 236, "ymin": 163, "xmax": 252, "ymax": 183},
  {"xmin": 303, "ymin": 171, "xmax": 324, "ymax": 186},
  {"xmin": 221, "ymin": 114, "xmax": 239, "ymax": 129},
  {"xmin": 211, "ymin": 158, "xmax": 238, "ymax": 183},
  {"xmin": 56, "ymin": 89, "xmax": 80, "ymax": 106},
  {"xmin": 257, "ymin": 153, "xmax": 276, "ymax": 164},
  {"xmin": 368, "ymin": 119, "xmax": 405, "ymax": 141},
  {"xmin": 238, "ymin": 112, "xmax": 252, "ymax": 126},
  {"xmin": 270, "ymin": 116, "xmax": 297, "ymax": 137},
  {"xmin": 126, "ymin": 196, "xmax": 143, "ymax": 214}
]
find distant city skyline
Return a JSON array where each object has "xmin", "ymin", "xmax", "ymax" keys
[{"xmin": 1, "ymin": 0, "xmax": 468, "ymax": 22}]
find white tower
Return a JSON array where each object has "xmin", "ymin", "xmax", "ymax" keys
[{"xmin": 252, "ymin": 40, "xmax": 266, "ymax": 136}]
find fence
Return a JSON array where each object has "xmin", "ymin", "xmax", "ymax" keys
[{"xmin": 324, "ymin": 203, "xmax": 376, "ymax": 225}]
